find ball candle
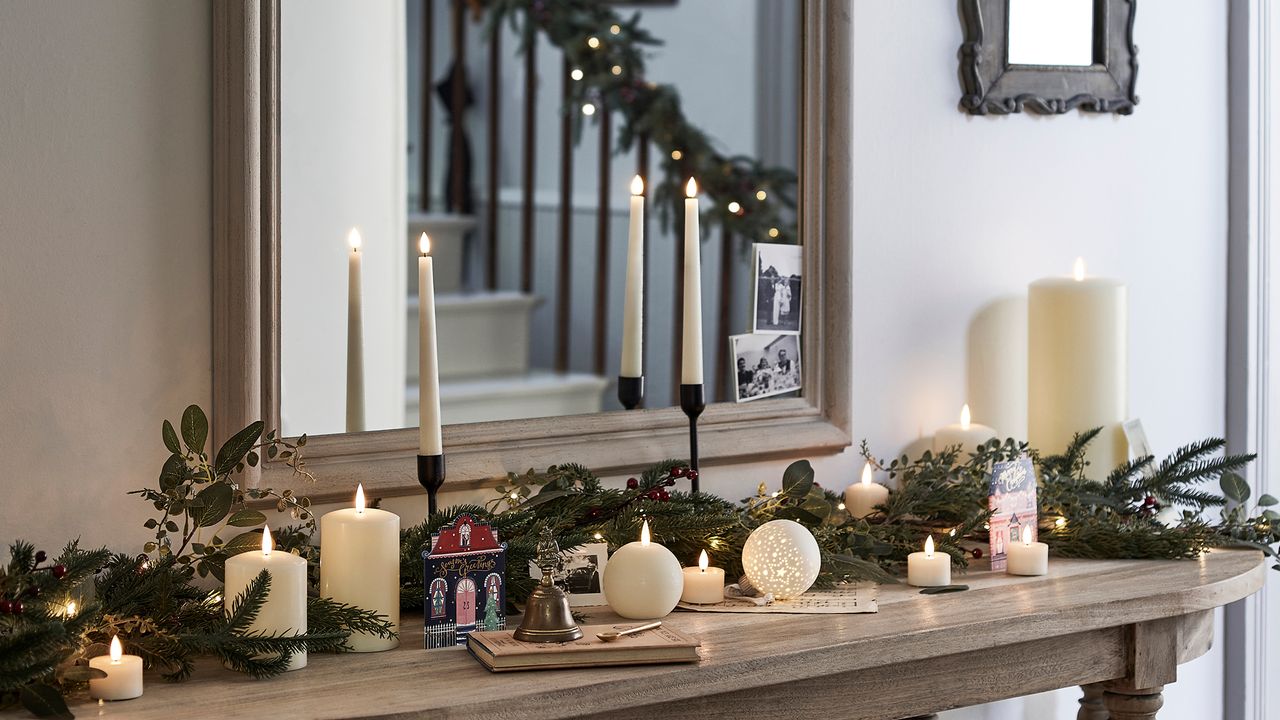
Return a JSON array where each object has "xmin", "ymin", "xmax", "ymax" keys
[
  {"xmin": 1006, "ymin": 526, "xmax": 1049, "ymax": 576},
  {"xmin": 224, "ymin": 526, "xmax": 309, "ymax": 670},
  {"xmin": 681, "ymin": 178, "xmax": 704, "ymax": 385},
  {"xmin": 844, "ymin": 463, "xmax": 890, "ymax": 518},
  {"xmin": 620, "ymin": 175, "xmax": 645, "ymax": 379},
  {"xmin": 418, "ymin": 233, "xmax": 443, "ymax": 456},
  {"xmin": 88, "ymin": 636, "xmax": 143, "ymax": 701},
  {"xmin": 932, "ymin": 404, "xmax": 998, "ymax": 455},
  {"xmin": 319, "ymin": 484, "xmax": 400, "ymax": 651},
  {"xmin": 345, "ymin": 228, "xmax": 365, "ymax": 433},
  {"xmin": 907, "ymin": 535, "xmax": 951, "ymax": 587},
  {"xmin": 741, "ymin": 519, "xmax": 821, "ymax": 600},
  {"xmin": 602, "ymin": 520, "xmax": 684, "ymax": 619},
  {"xmin": 680, "ymin": 550, "xmax": 726, "ymax": 604}
]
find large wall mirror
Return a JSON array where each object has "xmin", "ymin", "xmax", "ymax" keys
[{"xmin": 212, "ymin": 0, "xmax": 850, "ymax": 504}]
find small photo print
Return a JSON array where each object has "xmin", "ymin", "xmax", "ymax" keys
[
  {"xmin": 752, "ymin": 243, "xmax": 802, "ymax": 334},
  {"xmin": 528, "ymin": 542, "xmax": 608, "ymax": 607},
  {"xmin": 731, "ymin": 333, "xmax": 801, "ymax": 403}
]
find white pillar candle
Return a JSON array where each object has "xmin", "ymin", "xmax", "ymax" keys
[
  {"xmin": 88, "ymin": 636, "xmax": 143, "ymax": 701},
  {"xmin": 602, "ymin": 520, "xmax": 684, "ymax": 619},
  {"xmin": 907, "ymin": 535, "xmax": 951, "ymax": 587},
  {"xmin": 418, "ymin": 233, "xmax": 443, "ymax": 456},
  {"xmin": 1006, "ymin": 525, "xmax": 1049, "ymax": 576},
  {"xmin": 224, "ymin": 526, "xmax": 309, "ymax": 671},
  {"xmin": 319, "ymin": 484, "xmax": 400, "ymax": 651},
  {"xmin": 681, "ymin": 178, "xmax": 704, "ymax": 385},
  {"xmin": 1028, "ymin": 257, "xmax": 1127, "ymax": 472},
  {"xmin": 844, "ymin": 463, "xmax": 890, "ymax": 518},
  {"xmin": 933, "ymin": 404, "xmax": 998, "ymax": 455},
  {"xmin": 346, "ymin": 228, "xmax": 365, "ymax": 433},
  {"xmin": 680, "ymin": 550, "xmax": 725, "ymax": 604},
  {"xmin": 620, "ymin": 175, "xmax": 645, "ymax": 379}
]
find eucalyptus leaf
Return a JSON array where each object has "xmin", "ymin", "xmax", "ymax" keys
[
  {"xmin": 192, "ymin": 482, "xmax": 234, "ymax": 528},
  {"xmin": 1258, "ymin": 493, "xmax": 1278, "ymax": 507},
  {"xmin": 159, "ymin": 453, "xmax": 186, "ymax": 491},
  {"xmin": 19, "ymin": 684, "xmax": 72, "ymax": 719},
  {"xmin": 181, "ymin": 404, "xmax": 208, "ymax": 454},
  {"xmin": 59, "ymin": 665, "xmax": 108, "ymax": 682},
  {"xmin": 520, "ymin": 489, "xmax": 572, "ymax": 510},
  {"xmin": 162, "ymin": 419, "xmax": 181, "ymax": 455},
  {"xmin": 1221, "ymin": 473, "xmax": 1251, "ymax": 504},
  {"xmin": 781, "ymin": 459, "xmax": 815, "ymax": 497},
  {"xmin": 215, "ymin": 421, "xmax": 265, "ymax": 477},
  {"xmin": 226, "ymin": 509, "xmax": 267, "ymax": 527},
  {"xmin": 223, "ymin": 529, "xmax": 266, "ymax": 556}
]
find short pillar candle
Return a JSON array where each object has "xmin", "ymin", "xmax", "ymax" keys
[
  {"xmin": 680, "ymin": 550, "xmax": 726, "ymax": 604},
  {"xmin": 1006, "ymin": 526, "xmax": 1049, "ymax": 576},
  {"xmin": 907, "ymin": 536, "xmax": 951, "ymax": 587},
  {"xmin": 844, "ymin": 463, "xmax": 890, "ymax": 518},
  {"xmin": 88, "ymin": 636, "xmax": 143, "ymax": 701},
  {"xmin": 224, "ymin": 526, "xmax": 309, "ymax": 671}
]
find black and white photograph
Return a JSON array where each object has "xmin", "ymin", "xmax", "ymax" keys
[
  {"xmin": 527, "ymin": 542, "xmax": 608, "ymax": 607},
  {"xmin": 753, "ymin": 243, "xmax": 803, "ymax": 334},
  {"xmin": 731, "ymin": 333, "xmax": 802, "ymax": 403}
]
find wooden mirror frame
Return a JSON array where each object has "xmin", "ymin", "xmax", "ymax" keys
[{"xmin": 212, "ymin": 0, "xmax": 852, "ymax": 505}]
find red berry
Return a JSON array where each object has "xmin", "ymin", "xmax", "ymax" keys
[
  {"xmin": 1143, "ymin": 496, "xmax": 1157, "ymax": 507},
  {"xmin": 670, "ymin": 467, "xmax": 686, "ymax": 478},
  {"xmin": 687, "ymin": 470, "xmax": 699, "ymax": 481},
  {"xmin": 34, "ymin": 551, "xmax": 47, "ymax": 563},
  {"xmin": 658, "ymin": 490, "xmax": 670, "ymax": 502},
  {"xmin": 665, "ymin": 478, "xmax": 676, "ymax": 487},
  {"xmin": 52, "ymin": 564, "xmax": 67, "ymax": 579},
  {"xmin": 11, "ymin": 601, "xmax": 23, "ymax": 615},
  {"xmin": 971, "ymin": 548, "xmax": 983, "ymax": 559},
  {"xmin": 626, "ymin": 478, "xmax": 639, "ymax": 490},
  {"xmin": 0, "ymin": 600, "xmax": 11, "ymax": 614}
]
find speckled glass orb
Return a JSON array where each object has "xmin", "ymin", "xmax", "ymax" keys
[{"xmin": 741, "ymin": 520, "xmax": 821, "ymax": 600}]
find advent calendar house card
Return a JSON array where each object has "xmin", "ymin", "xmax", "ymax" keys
[
  {"xmin": 423, "ymin": 514, "xmax": 508, "ymax": 649},
  {"xmin": 987, "ymin": 456, "xmax": 1037, "ymax": 572}
]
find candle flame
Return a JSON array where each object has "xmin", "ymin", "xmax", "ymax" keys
[
  {"xmin": 355, "ymin": 483, "xmax": 365, "ymax": 513},
  {"xmin": 109, "ymin": 636, "xmax": 123, "ymax": 664},
  {"xmin": 419, "ymin": 232, "xmax": 431, "ymax": 256},
  {"xmin": 861, "ymin": 463, "xmax": 873, "ymax": 487},
  {"xmin": 1022, "ymin": 525, "xmax": 1033, "ymax": 545},
  {"xmin": 960, "ymin": 404, "xmax": 972, "ymax": 430},
  {"xmin": 347, "ymin": 228, "xmax": 362, "ymax": 250},
  {"xmin": 65, "ymin": 601, "xmax": 77, "ymax": 618},
  {"xmin": 1073, "ymin": 257, "xmax": 1086, "ymax": 281},
  {"xmin": 631, "ymin": 175, "xmax": 644, "ymax": 196},
  {"xmin": 685, "ymin": 177, "xmax": 698, "ymax": 198},
  {"xmin": 698, "ymin": 549, "xmax": 709, "ymax": 572},
  {"xmin": 924, "ymin": 535, "xmax": 935, "ymax": 559},
  {"xmin": 261, "ymin": 525, "xmax": 273, "ymax": 556},
  {"xmin": 640, "ymin": 519, "xmax": 651, "ymax": 546}
]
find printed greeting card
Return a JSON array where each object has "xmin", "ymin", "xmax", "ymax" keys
[{"xmin": 988, "ymin": 455, "xmax": 1037, "ymax": 571}]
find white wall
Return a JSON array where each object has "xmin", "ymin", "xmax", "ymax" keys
[{"xmin": 0, "ymin": 2, "xmax": 211, "ymax": 554}]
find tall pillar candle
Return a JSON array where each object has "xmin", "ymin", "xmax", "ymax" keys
[
  {"xmin": 620, "ymin": 175, "xmax": 645, "ymax": 379},
  {"xmin": 346, "ymin": 228, "xmax": 365, "ymax": 432},
  {"xmin": 681, "ymin": 178, "xmax": 704, "ymax": 384},
  {"xmin": 1028, "ymin": 258, "xmax": 1127, "ymax": 473},
  {"xmin": 418, "ymin": 233, "xmax": 443, "ymax": 455},
  {"xmin": 224, "ymin": 526, "xmax": 309, "ymax": 670},
  {"xmin": 319, "ymin": 485, "xmax": 400, "ymax": 651}
]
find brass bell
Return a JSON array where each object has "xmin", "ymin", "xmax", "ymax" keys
[{"xmin": 514, "ymin": 528, "xmax": 583, "ymax": 643}]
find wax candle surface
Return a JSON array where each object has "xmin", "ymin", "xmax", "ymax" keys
[
  {"xmin": 224, "ymin": 527, "xmax": 309, "ymax": 670},
  {"xmin": 933, "ymin": 404, "xmax": 997, "ymax": 455},
  {"xmin": 418, "ymin": 234, "xmax": 443, "ymax": 455},
  {"xmin": 346, "ymin": 229, "xmax": 365, "ymax": 432},
  {"xmin": 620, "ymin": 175, "xmax": 645, "ymax": 378},
  {"xmin": 681, "ymin": 179, "xmax": 703, "ymax": 384},
  {"xmin": 844, "ymin": 463, "xmax": 890, "ymax": 518},
  {"xmin": 1006, "ymin": 526, "xmax": 1049, "ymax": 576},
  {"xmin": 907, "ymin": 536, "xmax": 951, "ymax": 587},
  {"xmin": 88, "ymin": 636, "xmax": 143, "ymax": 701},
  {"xmin": 320, "ymin": 485, "xmax": 400, "ymax": 651},
  {"xmin": 1028, "ymin": 258, "xmax": 1127, "ymax": 472},
  {"xmin": 602, "ymin": 520, "xmax": 684, "ymax": 619},
  {"xmin": 680, "ymin": 550, "xmax": 725, "ymax": 604}
]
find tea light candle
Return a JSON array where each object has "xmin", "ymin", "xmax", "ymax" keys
[
  {"xmin": 319, "ymin": 484, "xmax": 400, "ymax": 651},
  {"xmin": 88, "ymin": 636, "xmax": 143, "ymax": 701},
  {"xmin": 1006, "ymin": 525, "xmax": 1049, "ymax": 576},
  {"xmin": 224, "ymin": 526, "xmax": 309, "ymax": 671},
  {"xmin": 933, "ymin": 404, "xmax": 997, "ymax": 455},
  {"xmin": 907, "ymin": 535, "xmax": 951, "ymax": 587},
  {"xmin": 844, "ymin": 463, "xmax": 890, "ymax": 518},
  {"xmin": 602, "ymin": 520, "xmax": 684, "ymax": 619},
  {"xmin": 680, "ymin": 550, "xmax": 725, "ymax": 604}
]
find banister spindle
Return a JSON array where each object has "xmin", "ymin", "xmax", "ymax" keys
[
  {"xmin": 520, "ymin": 32, "xmax": 537, "ymax": 293},
  {"xmin": 594, "ymin": 111, "xmax": 612, "ymax": 376},
  {"xmin": 485, "ymin": 22, "xmax": 500, "ymax": 289},
  {"xmin": 447, "ymin": 0, "xmax": 466, "ymax": 213},
  {"xmin": 420, "ymin": 0, "xmax": 434, "ymax": 211},
  {"xmin": 555, "ymin": 58, "xmax": 573, "ymax": 373}
]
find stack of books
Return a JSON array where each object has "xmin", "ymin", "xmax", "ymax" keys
[{"xmin": 467, "ymin": 624, "xmax": 701, "ymax": 672}]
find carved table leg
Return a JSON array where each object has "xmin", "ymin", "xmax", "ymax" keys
[
  {"xmin": 1078, "ymin": 683, "xmax": 1109, "ymax": 720},
  {"xmin": 1103, "ymin": 685, "xmax": 1164, "ymax": 720}
]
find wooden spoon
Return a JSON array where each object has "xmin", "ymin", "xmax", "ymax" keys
[{"xmin": 596, "ymin": 620, "xmax": 662, "ymax": 642}]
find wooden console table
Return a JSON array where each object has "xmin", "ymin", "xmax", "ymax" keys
[{"xmin": 16, "ymin": 550, "xmax": 1265, "ymax": 720}]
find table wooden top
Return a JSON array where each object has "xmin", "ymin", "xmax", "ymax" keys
[{"xmin": 21, "ymin": 550, "xmax": 1266, "ymax": 720}]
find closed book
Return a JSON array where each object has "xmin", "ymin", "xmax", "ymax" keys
[{"xmin": 467, "ymin": 624, "xmax": 701, "ymax": 672}]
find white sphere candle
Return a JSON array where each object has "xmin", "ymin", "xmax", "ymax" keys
[
  {"xmin": 933, "ymin": 404, "xmax": 998, "ymax": 455},
  {"xmin": 844, "ymin": 463, "xmax": 890, "ymax": 518},
  {"xmin": 1006, "ymin": 526, "xmax": 1049, "ymax": 576},
  {"xmin": 680, "ymin": 550, "xmax": 726, "ymax": 604},
  {"xmin": 88, "ymin": 636, "xmax": 143, "ymax": 701},
  {"xmin": 741, "ymin": 520, "xmax": 821, "ymax": 600},
  {"xmin": 320, "ymin": 484, "xmax": 400, "ymax": 651},
  {"xmin": 907, "ymin": 535, "xmax": 951, "ymax": 587},
  {"xmin": 603, "ymin": 520, "xmax": 684, "ymax": 619},
  {"xmin": 224, "ymin": 526, "xmax": 309, "ymax": 670}
]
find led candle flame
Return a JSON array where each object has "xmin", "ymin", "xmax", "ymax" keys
[
  {"xmin": 960, "ymin": 404, "xmax": 972, "ymax": 430},
  {"xmin": 355, "ymin": 483, "xmax": 366, "ymax": 514},
  {"xmin": 640, "ymin": 519, "xmax": 651, "ymax": 546},
  {"xmin": 925, "ymin": 535, "xmax": 936, "ymax": 558},
  {"xmin": 1022, "ymin": 525, "xmax": 1033, "ymax": 545},
  {"xmin": 261, "ymin": 525, "xmax": 273, "ymax": 556},
  {"xmin": 419, "ymin": 232, "xmax": 431, "ymax": 256},
  {"xmin": 347, "ymin": 228, "xmax": 362, "ymax": 251},
  {"xmin": 631, "ymin": 174, "xmax": 644, "ymax": 196},
  {"xmin": 861, "ymin": 462, "xmax": 873, "ymax": 487},
  {"xmin": 933, "ymin": 403, "xmax": 995, "ymax": 454},
  {"xmin": 698, "ymin": 549, "xmax": 709, "ymax": 573},
  {"xmin": 109, "ymin": 636, "xmax": 123, "ymax": 664},
  {"xmin": 685, "ymin": 177, "xmax": 698, "ymax": 197},
  {"xmin": 65, "ymin": 601, "xmax": 77, "ymax": 618},
  {"xmin": 1073, "ymin": 257, "xmax": 1086, "ymax": 281}
]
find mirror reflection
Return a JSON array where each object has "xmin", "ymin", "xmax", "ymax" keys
[
  {"xmin": 1007, "ymin": 0, "xmax": 1096, "ymax": 67},
  {"xmin": 280, "ymin": 0, "xmax": 801, "ymax": 437}
]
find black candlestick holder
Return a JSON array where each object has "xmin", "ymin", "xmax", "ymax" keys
[
  {"xmin": 679, "ymin": 383, "xmax": 705, "ymax": 494},
  {"xmin": 617, "ymin": 375, "xmax": 644, "ymax": 410},
  {"xmin": 417, "ymin": 454, "xmax": 445, "ymax": 516}
]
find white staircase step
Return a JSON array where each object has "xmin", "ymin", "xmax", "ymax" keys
[
  {"xmin": 407, "ymin": 291, "xmax": 541, "ymax": 381},
  {"xmin": 407, "ymin": 212, "xmax": 475, "ymax": 294},
  {"xmin": 405, "ymin": 372, "xmax": 608, "ymax": 425}
]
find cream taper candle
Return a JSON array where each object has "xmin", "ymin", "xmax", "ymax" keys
[
  {"xmin": 320, "ymin": 484, "xmax": 400, "ymax": 651},
  {"xmin": 620, "ymin": 175, "xmax": 645, "ymax": 379},
  {"xmin": 224, "ymin": 526, "xmax": 308, "ymax": 671},
  {"xmin": 88, "ymin": 636, "xmax": 143, "ymax": 701},
  {"xmin": 346, "ymin": 229, "xmax": 365, "ymax": 432},
  {"xmin": 1028, "ymin": 257, "xmax": 1127, "ymax": 472},
  {"xmin": 844, "ymin": 463, "xmax": 890, "ymax": 518},
  {"xmin": 418, "ymin": 233, "xmax": 443, "ymax": 456},
  {"xmin": 681, "ymin": 178, "xmax": 703, "ymax": 384}
]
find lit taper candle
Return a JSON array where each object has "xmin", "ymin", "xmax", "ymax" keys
[
  {"xmin": 681, "ymin": 178, "xmax": 703, "ymax": 384},
  {"xmin": 621, "ymin": 175, "xmax": 645, "ymax": 379},
  {"xmin": 346, "ymin": 228, "xmax": 365, "ymax": 432},
  {"xmin": 418, "ymin": 233, "xmax": 442, "ymax": 456}
]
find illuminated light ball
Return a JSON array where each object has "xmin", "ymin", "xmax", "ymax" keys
[
  {"xmin": 768, "ymin": 227, "xmax": 780, "ymax": 238},
  {"xmin": 727, "ymin": 201, "xmax": 741, "ymax": 213},
  {"xmin": 756, "ymin": 190, "xmax": 767, "ymax": 201},
  {"xmin": 741, "ymin": 520, "xmax": 821, "ymax": 600},
  {"xmin": 582, "ymin": 103, "xmax": 597, "ymax": 116},
  {"xmin": 610, "ymin": 23, "xmax": 622, "ymax": 35},
  {"xmin": 671, "ymin": 149, "xmax": 683, "ymax": 161},
  {"xmin": 587, "ymin": 36, "xmax": 601, "ymax": 49},
  {"xmin": 570, "ymin": 67, "xmax": 584, "ymax": 81},
  {"xmin": 611, "ymin": 65, "xmax": 623, "ymax": 76}
]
